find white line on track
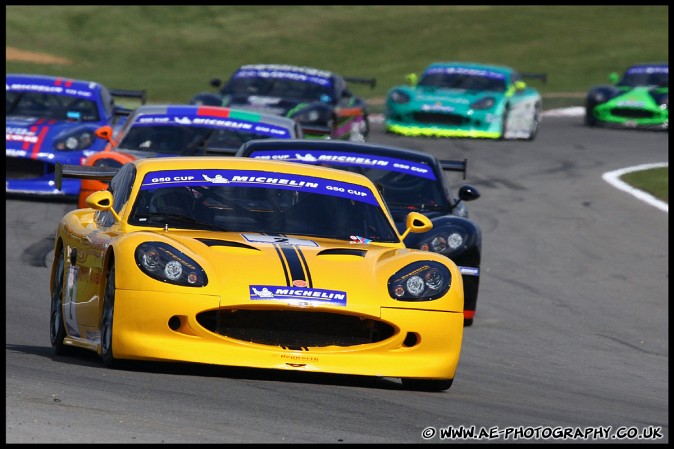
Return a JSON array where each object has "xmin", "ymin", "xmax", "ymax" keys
[
  {"xmin": 602, "ymin": 163, "xmax": 668, "ymax": 213},
  {"xmin": 371, "ymin": 108, "xmax": 668, "ymax": 212}
]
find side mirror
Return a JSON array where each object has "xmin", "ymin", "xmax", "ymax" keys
[
  {"xmin": 514, "ymin": 80, "xmax": 527, "ymax": 90},
  {"xmin": 400, "ymin": 211, "xmax": 433, "ymax": 240},
  {"xmin": 406, "ymin": 73, "xmax": 418, "ymax": 87},
  {"xmin": 458, "ymin": 184, "xmax": 480, "ymax": 202},
  {"xmin": 210, "ymin": 78, "xmax": 223, "ymax": 88},
  {"xmin": 85, "ymin": 190, "xmax": 121, "ymax": 222},
  {"xmin": 95, "ymin": 125, "xmax": 115, "ymax": 144},
  {"xmin": 609, "ymin": 72, "xmax": 619, "ymax": 84}
]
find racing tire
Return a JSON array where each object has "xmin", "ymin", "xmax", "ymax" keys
[
  {"xmin": 584, "ymin": 104, "xmax": 597, "ymax": 127},
  {"xmin": 50, "ymin": 250, "xmax": 72, "ymax": 356},
  {"xmin": 349, "ymin": 115, "xmax": 370, "ymax": 142},
  {"xmin": 401, "ymin": 378, "xmax": 454, "ymax": 392},
  {"xmin": 498, "ymin": 107, "xmax": 510, "ymax": 140},
  {"xmin": 101, "ymin": 263, "xmax": 119, "ymax": 368},
  {"xmin": 526, "ymin": 103, "xmax": 542, "ymax": 141}
]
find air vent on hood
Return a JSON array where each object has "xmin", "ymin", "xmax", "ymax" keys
[
  {"xmin": 317, "ymin": 248, "xmax": 367, "ymax": 257},
  {"xmin": 196, "ymin": 238, "xmax": 260, "ymax": 251}
]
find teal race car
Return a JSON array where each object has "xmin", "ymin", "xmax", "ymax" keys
[
  {"xmin": 584, "ymin": 63, "xmax": 668, "ymax": 130},
  {"xmin": 385, "ymin": 62, "xmax": 546, "ymax": 140}
]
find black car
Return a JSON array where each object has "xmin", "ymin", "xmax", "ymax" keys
[
  {"xmin": 236, "ymin": 139, "xmax": 482, "ymax": 326},
  {"xmin": 190, "ymin": 64, "xmax": 376, "ymax": 142}
]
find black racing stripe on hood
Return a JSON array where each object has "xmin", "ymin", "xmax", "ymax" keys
[
  {"xmin": 272, "ymin": 244, "xmax": 291, "ymax": 286},
  {"xmin": 294, "ymin": 245, "xmax": 313, "ymax": 288},
  {"xmin": 279, "ymin": 245, "xmax": 309, "ymax": 287}
]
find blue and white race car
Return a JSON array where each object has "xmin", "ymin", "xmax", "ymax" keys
[{"xmin": 6, "ymin": 73, "xmax": 146, "ymax": 198}]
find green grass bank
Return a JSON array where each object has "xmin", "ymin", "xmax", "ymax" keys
[{"xmin": 6, "ymin": 5, "xmax": 668, "ymax": 202}]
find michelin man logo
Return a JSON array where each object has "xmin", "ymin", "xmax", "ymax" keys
[
  {"xmin": 295, "ymin": 153, "xmax": 318, "ymax": 162},
  {"xmin": 175, "ymin": 116, "xmax": 193, "ymax": 125},
  {"xmin": 252, "ymin": 287, "xmax": 274, "ymax": 298},
  {"xmin": 202, "ymin": 174, "xmax": 230, "ymax": 184}
]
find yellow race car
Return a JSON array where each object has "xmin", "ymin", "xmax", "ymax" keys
[{"xmin": 50, "ymin": 156, "xmax": 464, "ymax": 391}]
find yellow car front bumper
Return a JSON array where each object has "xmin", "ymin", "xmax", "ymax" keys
[{"xmin": 110, "ymin": 289, "xmax": 463, "ymax": 380}]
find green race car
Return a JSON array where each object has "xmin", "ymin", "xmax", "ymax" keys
[
  {"xmin": 585, "ymin": 63, "xmax": 668, "ymax": 130},
  {"xmin": 385, "ymin": 62, "xmax": 546, "ymax": 140}
]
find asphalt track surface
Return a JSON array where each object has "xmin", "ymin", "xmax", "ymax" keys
[{"xmin": 5, "ymin": 114, "xmax": 668, "ymax": 443}]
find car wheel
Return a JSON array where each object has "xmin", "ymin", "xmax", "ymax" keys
[
  {"xmin": 401, "ymin": 378, "xmax": 454, "ymax": 392},
  {"xmin": 50, "ymin": 249, "xmax": 71, "ymax": 355},
  {"xmin": 584, "ymin": 104, "xmax": 597, "ymax": 127},
  {"xmin": 526, "ymin": 103, "xmax": 541, "ymax": 141},
  {"xmin": 498, "ymin": 107, "xmax": 510, "ymax": 140},
  {"xmin": 349, "ymin": 115, "xmax": 370, "ymax": 142},
  {"xmin": 326, "ymin": 117, "xmax": 336, "ymax": 139},
  {"xmin": 101, "ymin": 263, "xmax": 118, "ymax": 368}
]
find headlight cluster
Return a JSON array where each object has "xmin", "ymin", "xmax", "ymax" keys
[
  {"xmin": 135, "ymin": 242, "xmax": 208, "ymax": 287},
  {"xmin": 291, "ymin": 104, "xmax": 332, "ymax": 125},
  {"xmin": 389, "ymin": 90, "xmax": 411, "ymax": 104},
  {"xmin": 54, "ymin": 130, "xmax": 94, "ymax": 151},
  {"xmin": 589, "ymin": 91, "xmax": 606, "ymax": 103},
  {"xmin": 418, "ymin": 226, "xmax": 469, "ymax": 256},
  {"xmin": 470, "ymin": 97, "xmax": 496, "ymax": 110},
  {"xmin": 388, "ymin": 261, "xmax": 451, "ymax": 301},
  {"xmin": 292, "ymin": 108, "xmax": 323, "ymax": 123}
]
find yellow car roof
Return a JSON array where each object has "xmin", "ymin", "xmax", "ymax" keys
[{"xmin": 132, "ymin": 156, "xmax": 375, "ymax": 187}]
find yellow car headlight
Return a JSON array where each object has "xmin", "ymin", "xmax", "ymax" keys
[
  {"xmin": 387, "ymin": 261, "xmax": 451, "ymax": 301},
  {"xmin": 135, "ymin": 242, "xmax": 208, "ymax": 287}
]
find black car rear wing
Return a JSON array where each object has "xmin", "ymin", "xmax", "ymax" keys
[
  {"xmin": 440, "ymin": 158, "xmax": 468, "ymax": 180},
  {"xmin": 110, "ymin": 88, "xmax": 147, "ymax": 104},
  {"xmin": 344, "ymin": 77, "xmax": 377, "ymax": 89},
  {"xmin": 55, "ymin": 163, "xmax": 120, "ymax": 191},
  {"xmin": 521, "ymin": 73, "xmax": 547, "ymax": 83},
  {"xmin": 204, "ymin": 147, "xmax": 237, "ymax": 156},
  {"xmin": 110, "ymin": 88, "xmax": 147, "ymax": 117}
]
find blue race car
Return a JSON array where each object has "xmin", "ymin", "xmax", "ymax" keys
[{"xmin": 6, "ymin": 73, "xmax": 146, "ymax": 198}]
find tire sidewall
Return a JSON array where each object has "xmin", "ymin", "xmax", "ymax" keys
[
  {"xmin": 50, "ymin": 251, "xmax": 67, "ymax": 353},
  {"xmin": 101, "ymin": 264, "xmax": 116, "ymax": 367}
]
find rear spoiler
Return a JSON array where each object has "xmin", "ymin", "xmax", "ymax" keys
[
  {"xmin": 110, "ymin": 88, "xmax": 147, "ymax": 104},
  {"xmin": 205, "ymin": 147, "xmax": 237, "ymax": 156},
  {"xmin": 344, "ymin": 77, "xmax": 377, "ymax": 89},
  {"xmin": 55, "ymin": 162, "xmax": 120, "ymax": 191},
  {"xmin": 521, "ymin": 73, "xmax": 547, "ymax": 83},
  {"xmin": 440, "ymin": 158, "xmax": 468, "ymax": 180},
  {"xmin": 110, "ymin": 88, "xmax": 147, "ymax": 117}
]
